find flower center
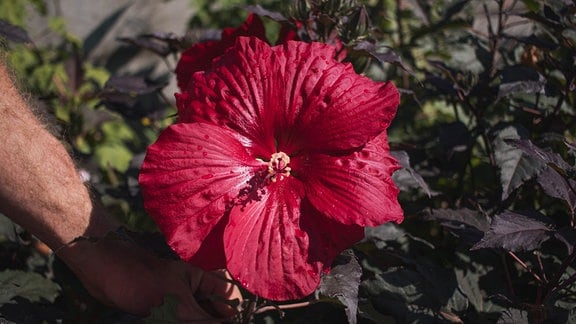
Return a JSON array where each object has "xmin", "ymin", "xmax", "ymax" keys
[{"xmin": 267, "ymin": 152, "xmax": 291, "ymax": 182}]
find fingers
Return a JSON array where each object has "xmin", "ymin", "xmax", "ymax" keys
[{"xmin": 195, "ymin": 269, "xmax": 242, "ymax": 319}]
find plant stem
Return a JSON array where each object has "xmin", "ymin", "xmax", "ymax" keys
[
  {"xmin": 507, "ymin": 251, "xmax": 545, "ymax": 284},
  {"xmin": 254, "ymin": 301, "xmax": 314, "ymax": 315}
]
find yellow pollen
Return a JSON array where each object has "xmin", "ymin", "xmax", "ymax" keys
[{"xmin": 268, "ymin": 152, "xmax": 291, "ymax": 182}]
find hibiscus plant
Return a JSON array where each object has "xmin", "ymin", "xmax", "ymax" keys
[{"xmin": 1, "ymin": 0, "xmax": 576, "ymax": 323}]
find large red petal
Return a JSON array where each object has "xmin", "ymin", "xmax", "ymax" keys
[
  {"xmin": 224, "ymin": 178, "xmax": 323, "ymax": 301},
  {"xmin": 175, "ymin": 40, "xmax": 219, "ymax": 90},
  {"xmin": 178, "ymin": 37, "xmax": 398, "ymax": 156},
  {"xmin": 293, "ymin": 72, "xmax": 399, "ymax": 152},
  {"xmin": 294, "ymin": 132, "xmax": 404, "ymax": 227},
  {"xmin": 179, "ymin": 37, "xmax": 278, "ymax": 158},
  {"xmin": 139, "ymin": 122, "xmax": 263, "ymax": 266},
  {"xmin": 299, "ymin": 200, "xmax": 365, "ymax": 269},
  {"xmin": 175, "ymin": 14, "xmax": 266, "ymax": 90}
]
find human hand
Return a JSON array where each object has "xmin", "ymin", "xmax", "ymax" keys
[{"xmin": 57, "ymin": 235, "xmax": 242, "ymax": 322}]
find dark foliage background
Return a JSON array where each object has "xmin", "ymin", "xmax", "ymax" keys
[{"xmin": 1, "ymin": 0, "xmax": 575, "ymax": 323}]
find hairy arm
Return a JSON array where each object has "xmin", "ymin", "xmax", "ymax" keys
[
  {"xmin": 0, "ymin": 60, "xmax": 118, "ymax": 249},
  {"xmin": 0, "ymin": 60, "xmax": 239, "ymax": 320}
]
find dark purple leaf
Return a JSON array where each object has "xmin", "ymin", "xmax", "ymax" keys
[
  {"xmin": 64, "ymin": 53, "xmax": 84, "ymax": 92},
  {"xmin": 471, "ymin": 210, "xmax": 554, "ymax": 252},
  {"xmin": 143, "ymin": 32, "xmax": 187, "ymax": 51},
  {"xmin": 566, "ymin": 140, "xmax": 576, "ymax": 156},
  {"xmin": 353, "ymin": 41, "xmax": 413, "ymax": 74},
  {"xmin": 0, "ymin": 19, "xmax": 31, "ymax": 43},
  {"xmin": 426, "ymin": 208, "xmax": 490, "ymax": 232},
  {"xmin": 391, "ymin": 150, "xmax": 432, "ymax": 197},
  {"xmin": 544, "ymin": 5, "xmax": 561, "ymax": 22},
  {"xmin": 102, "ymin": 75, "xmax": 166, "ymax": 95},
  {"xmin": 426, "ymin": 74, "xmax": 460, "ymax": 97},
  {"xmin": 506, "ymin": 138, "xmax": 572, "ymax": 170},
  {"xmin": 439, "ymin": 121, "xmax": 470, "ymax": 155},
  {"xmin": 364, "ymin": 223, "xmax": 407, "ymax": 248},
  {"xmin": 425, "ymin": 208, "xmax": 490, "ymax": 243},
  {"xmin": 537, "ymin": 167, "xmax": 576, "ymax": 213},
  {"xmin": 498, "ymin": 308, "xmax": 529, "ymax": 323},
  {"xmin": 504, "ymin": 34, "xmax": 558, "ymax": 50},
  {"xmin": 118, "ymin": 36, "xmax": 171, "ymax": 56},
  {"xmin": 99, "ymin": 76, "xmax": 167, "ymax": 118},
  {"xmin": 493, "ymin": 126, "xmax": 546, "ymax": 200},
  {"xmin": 83, "ymin": 5, "xmax": 129, "ymax": 56},
  {"xmin": 245, "ymin": 5, "xmax": 287, "ymax": 22},
  {"xmin": 320, "ymin": 250, "xmax": 361, "ymax": 324},
  {"xmin": 555, "ymin": 228, "xmax": 576, "ymax": 255},
  {"xmin": 441, "ymin": 0, "xmax": 470, "ymax": 22},
  {"xmin": 497, "ymin": 65, "xmax": 546, "ymax": 98}
]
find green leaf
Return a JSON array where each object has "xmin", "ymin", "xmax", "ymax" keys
[
  {"xmin": 94, "ymin": 143, "xmax": 133, "ymax": 172},
  {"xmin": 144, "ymin": 295, "xmax": 179, "ymax": 324},
  {"xmin": 493, "ymin": 125, "xmax": 545, "ymax": 200},
  {"xmin": 521, "ymin": 0, "xmax": 540, "ymax": 12},
  {"xmin": 0, "ymin": 270, "xmax": 60, "ymax": 306},
  {"xmin": 0, "ymin": 213, "xmax": 19, "ymax": 242}
]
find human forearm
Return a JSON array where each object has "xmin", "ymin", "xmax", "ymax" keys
[
  {"xmin": 0, "ymin": 60, "xmax": 118, "ymax": 251},
  {"xmin": 0, "ymin": 59, "xmax": 241, "ymax": 320}
]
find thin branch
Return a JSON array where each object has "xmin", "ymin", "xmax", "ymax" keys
[
  {"xmin": 254, "ymin": 301, "xmax": 315, "ymax": 315},
  {"xmin": 502, "ymin": 253, "xmax": 516, "ymax": 297},
  {"xmin": 507, "ymin": 251, "xmax": 545, "ymax": 284}
]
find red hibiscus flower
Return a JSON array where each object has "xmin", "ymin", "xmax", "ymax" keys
[
  {"xmin": 139, "ymin": 36, "xmax": 403, "ymax": 301},
  {"xmin": 176, "ymin": 14, "xmax": 298, "ymax": 90}
]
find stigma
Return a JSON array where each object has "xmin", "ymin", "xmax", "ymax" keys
[{"xmin": 267, "ymin": 152, "xmax": 291, "ymax": 182}]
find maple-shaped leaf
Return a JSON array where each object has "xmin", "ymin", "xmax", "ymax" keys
[{"xmin": 471, "ymin": 210, "xmax": 554, "ymax": 252}]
